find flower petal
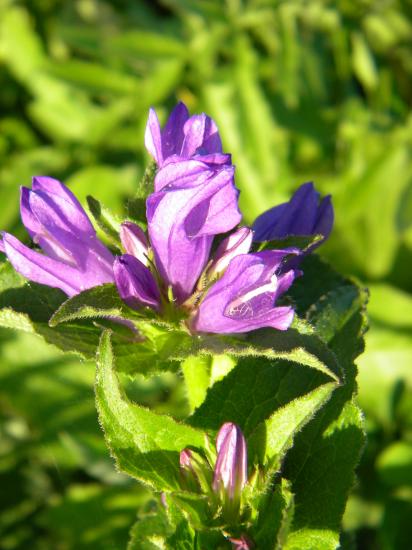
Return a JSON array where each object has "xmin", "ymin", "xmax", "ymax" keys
[
  {"xmin": 2, "ymin": 232, "xmax": 81, "ymax": 296},
  {"xmin": 144, "ymin": 108, "xmax": 163, "ymax": 165},
  {"xmin": 114, "ymin": 254, "xmax": 160, "ymax": 310}
]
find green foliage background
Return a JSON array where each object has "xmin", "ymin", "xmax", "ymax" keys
[{"xmin": 0, "ymin": 0, "xmax": 411, "ymax": 548}]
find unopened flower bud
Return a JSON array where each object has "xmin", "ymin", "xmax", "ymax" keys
[
  {"xmin": 120, "ymin": 222, "xmax": 149, "ymax": 266},
  {"xmin": 208, "ymin": 227, "xmax": 253, "ymax": 278},
  {"xmin": 213, "ymin": 423, "xmax": 247, "ymax": 520},
  {"xmin": 228, "ymin": 534, "xmax": 254, "ymax": 549},
  {"xmin": 179, "ymin": 448, "xmax": 212, "ymax": 493}
]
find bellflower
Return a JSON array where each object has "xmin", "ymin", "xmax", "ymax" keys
[
  {"xmin": 252, "ymin": 182, "xmax": 333, "ymax": 248},
  {"xmin": 147, "ymin": 159, "xmax": 241, "ymax": 303},
  {"xmin": 145, "ymin": 102, "xmax": 230, "ymax": 167},
  {"xmin": 213, "ymin": 423, "xmax": 248, "ymax": 519},
  {"xmin": 191, "ymin": 250, "xmax": 298, "ymax": 334},
  {"xmin": 113, "ymin": 254, "xmax": 160, "ymax": 311},
  {"xmin": 0, "ymin": 177, "xmax": 114, "ymax": 296}
]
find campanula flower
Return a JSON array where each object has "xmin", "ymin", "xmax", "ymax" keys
[
  {"xmin": 191, "ymin": 250, "xmax": 298, "ymax": 334},
  {"xmin": 145, "ymin": 102, "xmax": 230, "ymax": 167},
  {"xmin": 213, "ymin": 423, "xmax": 248, "ymax": 519},
  {"xmin": 147, "ymin": 159, "xmax": 241, "ymax": 303},
  {"xmin": 0, "ymin": 177, "xmax": 114, "ymax": 296},
  {"xmin": 113, "ymin": 254, "xmax": 160, "ymax": 311},
  {"xmin": 252, "ymin": 182, "xmax": 333, "ymax": 248}
]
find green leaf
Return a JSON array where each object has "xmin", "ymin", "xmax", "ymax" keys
[
  {"xmin": 261, "ymin": 381, "xmax": 337, "ymax": 468},
  {"xmin": 255, "ymin": 234, "xmax": 324, "ymax": 253},
  {"xmin": 127, "ymin": 162, "xmax": 156, "ymax": 224},
  {"xmin": 252, "ymin": 478, "xmax": 294, "ymax": 550},
  {"xmin": 188, "ymin": 351, "xmax": 338, "ymax": 437},
  {"xmin": 281, "ymin": 263, "xmax": 367, "ymax": 550},
  {"xmin": 95, "ymin": 330, "xmax": 206, "ymax": 491},
  {"xmin": 181, "ymin": 355, "xmax": 213, "ymax": 413},
  {"xmin": 49, "ymin": 284, "xmax": 139, "ymax": 326},
  {"xmin": 376, "ymin": 441, "xmax": 412, "ymax": 487},
  {"xmin": 127, "ymin": 496, "xmax": 199, "ymax": 550},
  {"xmin": 86, "ymin": 196, "xmax": 122, "ymax": 249}
]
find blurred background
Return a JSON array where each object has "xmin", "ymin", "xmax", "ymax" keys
[{"xmin": 0, "ymin": 0, "xmax": 411, "ymax": 548}]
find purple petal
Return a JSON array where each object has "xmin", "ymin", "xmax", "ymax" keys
[
  {"xmin": 154, "ymin": 159, "xmax": 210, "ymax": 192},
  {"xmin": 144, "ymin": 108, "xmax": 163, "ymax": 165},
  {"xmin": 313, "ymin": 195, "xmax": 334, "ymax": 241},
  {"xmin": 147, "ymin": 164, "xmax": 240, "ymax": 301},
  {"xmin": 2, "ymin": 232, "xmax": 82, "ymax": 296},
  {"xmin": 161, "ymin": 102, "xmax": 189, "ymax": 159},
  {"xmin": 191, "ymin": 251, "xmax": 297, "ymax": 334},
  {"xmin": 120, "ymin": 222, "xmax": 149, "ymax": 265},
  {"xmin": 31, "ymin": 177, "xmax": 95, "ymax": 237},
  {"xmin": 114, "ymin": 254, "xmax": 160, "ymax": 311},
  {"xmin": 209, "ymin": 227, "xmax": 253, "ymax": 277},
  {"xmin": 181, "ymin": 114, "xmax": 222, "ymax": 157},
  {"xmin": 252, "ymin": 182, "xmax": 333, "ymax": 243}
]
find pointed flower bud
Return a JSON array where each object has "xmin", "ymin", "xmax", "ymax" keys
[
  {"xmin": 120, "ymin": 222, "xmax": 149, "ymax": 266},
  {"xmin": 228, "ymin": 535, "xmax": 254, "ymax": 549},
  {"xmin": 212, "ymin": 423, "xmax": 247, "ymax": 520},
  {"xmin": 113, "ymin": 254, "xmax": 160, "ymax": 311},
  {"xmin": 1, "ymin": 177, "xmax": 114, "ymax": 296},
  {"xmin": 252, "ymin": 182, "xmax": 334, "ymax": 251},
  {"xmin": 179, "ymin": 448, "xmax": 212, "ymax": 493},
  {"xmin": 208, "ymin": 227, "xmax": 253, "ymax": 278}
]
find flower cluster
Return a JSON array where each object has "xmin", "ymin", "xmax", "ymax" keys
[{"xmin": 0, "ymin": 103, "xmax": 334, "ymax": 335}]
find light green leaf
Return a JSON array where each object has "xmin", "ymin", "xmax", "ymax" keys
[
  {"xmin": 86, "ymin": 196, "xmax": 122, "ymax": 249},
  {"xmin": 376, "ymin": 441, "xmax": 412, "ymax": 487},
  {"xmin": 49, "ymin": 284, "xmax": 137, "ymax": 326},
  {"xmin": 95, "ymin": 331, "xmax": 206, "ymax": 491}
]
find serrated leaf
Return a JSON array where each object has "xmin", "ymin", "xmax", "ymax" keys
[
  {"xmin": 261, "ymin": 381, "xmax": 337, "ymax": 466},
  {"xmin": 49, "ymin": 284, "xmax": 140, "ymax": 326},
  {"xmin": 95, "ymin": 330, "xmax": 206, "ymax": 491},
  {"xmin": 188, "ymin": 354, "xmax": 338, "ymax": 439},
  {"xmin": 282, "ymin": 260, "xmax": 367, "ymax": 550},
  {"xmin": 255, "ymin": 234, "xmax": 323, "ymax": 253}
]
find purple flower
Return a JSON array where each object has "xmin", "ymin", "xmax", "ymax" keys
[
  {"xmin": 145, "ymin": 102, "xmax": 230, "ymax": 167},
  {"xmin": 208, "ymin": 227, "xmax": 253, "ymax": 279},
  {"xmin": 252, "ymin": 182, "xmax": 333, "ymax": 248},
  {"xmin": 213, "ymin": 423, "xmax": 247, "ymax": 518},
  {"xmin": 147, "ymin": 159, "xmax": 241, "ymax": 303},
  {"xmin": 0, "ymin": 177, "xmax": 114, "ymax": 296},
  {"xmin": 113, "ymin": 254, "xmax": 160, "ymax": 311},
  {"xmin": 191, "ymin": 250, "xmax": 298, "ymax": 334}
]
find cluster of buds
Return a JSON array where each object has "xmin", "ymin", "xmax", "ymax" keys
[
  {"xmin": 0, "ymin": 103, "xmax": 333, "ymax": 336},
  {"xmin": 180, "ymin": 423, "xmax": 248, "ymax": 524}
]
